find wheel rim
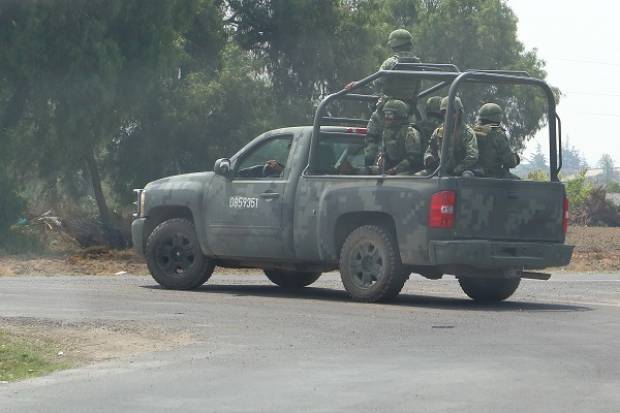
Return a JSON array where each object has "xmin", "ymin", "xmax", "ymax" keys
[
  {"xmin": 349, "ymin": 241, "xmax": 384, "ymax": 289},
  {"xmin": 156, "ymin": 232, "xmax": 196, "ymax": 276}
]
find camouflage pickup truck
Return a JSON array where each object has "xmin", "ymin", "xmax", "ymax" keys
[{"xmin": 131, "ymin": 66, "xmax": 573, "ymax": 303}]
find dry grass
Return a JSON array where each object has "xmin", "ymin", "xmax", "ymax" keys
[
  {"xmin": 561, "ymin": 226, "xmax": 620, "ymax": 272},
  {"xmin": 0, "ymin": 227, "xmax": 619, "ymax": 276}
]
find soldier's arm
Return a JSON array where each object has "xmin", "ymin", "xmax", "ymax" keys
[
  {"xmin": 372, "ymin": 56, "xmax": 398, "ymax": 92},
  {"xmin": 392, "ymin": 128, "xmax": 424, "ymax": 173},
  {"xmin": 424, "ymin": 132, "xmax": 440, "ymax": 169},
  {"xmin": 364, "ymin": 134, "xmax": 380, "ymax": 166},
  {"xmin": 453, "ymin": 128, "xmax": 479, "ymax": 174},
  {"xmin": 496, "ymin": 131, "xmax": 520, "ymax": 168}
]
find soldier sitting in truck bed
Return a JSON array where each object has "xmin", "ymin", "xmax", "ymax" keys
[
  {"xmin": 422, "ymin": 96, "xmax": 480, "ymax": 177},
  {"xmin": 473, "ymin": 103, "xmax": 521, "ymax": 179}
]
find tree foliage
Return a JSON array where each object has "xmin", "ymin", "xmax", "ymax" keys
[{"xmin": 0, "ymin": 0, "xmax": 566, "ymax": 243}]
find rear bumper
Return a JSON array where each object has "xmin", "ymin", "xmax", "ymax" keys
[
  {"xmin": 131, "ymin": 218, "xmax": 147, "ymax": 257},
  {"xmin": 429, "ymin": 240, "xmax": 574, "ymax": 270}
]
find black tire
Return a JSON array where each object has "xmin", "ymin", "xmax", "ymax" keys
[
  {"xmin": 145, "ymin": 218, "xmax": 215, "ymax": 290},
  {"xmin": 339, "ymin": 225, "xmax": 406, "ymax": 302},
  {"xmin": 264, "ymin": 270, "xmax": 321, "ymax": 289},
  {"xmin": 458, "ymin": 276, "xmax": 521, "ymax": 302}
]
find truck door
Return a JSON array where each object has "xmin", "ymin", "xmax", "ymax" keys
[{"xmin": 206, "ymin": 135, "xmax": 294, "ymax": 258}]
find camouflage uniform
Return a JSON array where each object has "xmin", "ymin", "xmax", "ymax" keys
[
  {"xmin": 423, "ymin": 97, "xmax": 479, "ymax": 176},
  {"xmin": 366, "ymin": 29, "xmax": 421, "ymax": 161},
  {"xmin": 382, "ymin": 125, "xmax": 424, "ymax": 175},
  {"xmin": 364, "ymin": 100, "xmax": 424, "ymax": 175},
  {"xmin": 473, "ymin": 103, "xmax": 520, "ymax": 179},
  {"xmin": 415, "ymin": 96, "xmax": 443, "ymax": 151}
]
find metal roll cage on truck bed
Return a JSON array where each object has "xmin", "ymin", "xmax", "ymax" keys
[{"xmin": 310, "ymin": 63, "xmax": 562, "ymax": 181}]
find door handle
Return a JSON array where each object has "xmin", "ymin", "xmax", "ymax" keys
[{"xmin": 259, "ymin": 191, "xmax": 280, "ymax": 199}]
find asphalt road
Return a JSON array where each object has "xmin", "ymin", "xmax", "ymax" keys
[{"xmin": 1, "ymin": 272, "xmax": 620, "ymax": 413}]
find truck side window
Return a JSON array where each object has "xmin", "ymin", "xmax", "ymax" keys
[
  {"xmin": 235, "ymin": 136, "xmax": 293, "ymax": 179},
  {"xmin": 313, "ymin": 135, "xmax": 366, "ymax": 175}
]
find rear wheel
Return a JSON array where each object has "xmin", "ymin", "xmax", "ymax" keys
[
  {"xmin": 145, "ymin": 218, "xmax": 214, "ymax": 290},
  {"xmin": 264, "ymin": 270, "xmax": 321, "ymax": 288},
  {"xmin": 458, "ymin": 276, "xmax": 521, "ymax": 302},
  {"xmin": 339, "ymin": 225, "xmax": 407, "ymax": 302}
]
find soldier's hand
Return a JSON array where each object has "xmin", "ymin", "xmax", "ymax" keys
[
  {"xmin": 344, "ymin": 81, "xmax": 356, "ymax": 91},
  {"xmin": 266, "ymin": 160, "xmax": 284, "ymax": 174},
  {"xmin": 337, "ymin": 160, "xmax": 354, "ymax": 175}
]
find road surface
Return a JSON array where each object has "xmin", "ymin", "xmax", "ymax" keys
[{"xmin": 1, "ymin": 272, "xmax": 619, "ymax": 412}]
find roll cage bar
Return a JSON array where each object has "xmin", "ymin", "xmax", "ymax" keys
[{"xmin": 310, "ymin": 63, "xmax": 561, "ymax": 181}]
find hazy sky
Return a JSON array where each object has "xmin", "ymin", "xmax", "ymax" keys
[{"xmin": 507, "ymin": 0, "xmax": 620, "ymax": 166}]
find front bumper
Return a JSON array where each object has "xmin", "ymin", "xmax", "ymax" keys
[
  {"xmin": 429, "ymin": 240, "xmax": 574, "ymax": 270},
  {"xmin": 131, "ymin": 218, "xmax": 147, "ymax": 257}
]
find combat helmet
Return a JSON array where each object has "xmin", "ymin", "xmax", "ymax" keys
[
  {"xmin": 478, "ymin": 103, "xmax": 503, "ymax": 123},
  {"xmin": 426, "ymin": 96, "xmax": 443, "ymax": 117},
  {"xmin": 383, "ymin": 99, "xmax": 409, "ymax": 119},
  {"xmin": 440, "ymin": 96, "xmax": 464, "ymax": 113},
  {"xmin": 387, "ymin": 29, "xmax": 413, "ymax": 49}
]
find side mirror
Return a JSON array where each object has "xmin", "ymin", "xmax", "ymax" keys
[{"xmin": 214, "ymin": 158, "xmax": 232, "ymax": 178}]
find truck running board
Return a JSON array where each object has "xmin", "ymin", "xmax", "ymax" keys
[{"xmin": 520, "ymin": 271, "xmax": 552, "ymax": 281}]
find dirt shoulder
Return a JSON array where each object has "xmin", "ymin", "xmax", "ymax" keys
[
  {"xmin": 0, "ymin": 227, "xmax": 618, "ymax": 276},
  {"xmin": 0, "ymin": 317, "xmax": 193, "ymax": 382},
  {"xmin": 561, "ymin": 226, "xmax": 620, "ymax": 272}
]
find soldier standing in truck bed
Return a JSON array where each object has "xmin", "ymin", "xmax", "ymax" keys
[
  {"xmin": 473, "ymin": 103, "xmax": 520, "ymax": 179},
  {"xmin": 364, "ymin": 29, "xmax": 421, "ymax": 166}
]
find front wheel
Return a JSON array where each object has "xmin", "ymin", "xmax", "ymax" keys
[
  {"xmin": 145, "ymin": 218, "xmax": 215, "ymax": 290},
  {"xmin": 339, "ymin": 225, "xmax": 407, "ymax": 302},
  {"xmin": 264, "ymin": 270, "xmax": 321, "ymax": 288},
  {"xmin": 458, "ymin": 276, "xmax": 521, "ymax": 302}
]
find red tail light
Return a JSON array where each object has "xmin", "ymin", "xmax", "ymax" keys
[
  {"xmin": 429, "ymin": 191, "xmax": 456, "ymax": 229},
  {"xmin": 562, "ymin": 197, "xmax": 569, "ymax": 233},
  {"xmin": 345, "ymin": 127, "xmax": 368, "ymax": 135}
]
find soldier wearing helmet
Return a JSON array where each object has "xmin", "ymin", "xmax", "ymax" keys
[
  {"xmin": 414, "ymin": 96, "xmax": 443, "ymax": 150},
  {"xmin": 364, "ymin": 29, "xmax": 421, "ymax": 165},
  {"xmin": 473, "ymin": 103, "xmax": 520, "ymax": 179},
  {"xmin": 422, "ymin": 96, "xmax": 479, "ymax": 177},
  {"xmin": 352, "ymin": 99, "xmax": 424, "ymax": 175}
]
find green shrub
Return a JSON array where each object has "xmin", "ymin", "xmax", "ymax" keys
[
  {"xmin": 527, "ymin": 170, "xmax": 549, "ymax": 182},
  {"xmin": 0, "ymin": 175, "xmax": 25, "ymax": 246},
  {"xmin": 564, "ymin": 170, "xmax": 593, "ymax": 208}
]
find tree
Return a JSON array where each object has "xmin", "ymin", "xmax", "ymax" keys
[
  {"xmin": 561, "ymin": 138, "xmax": 588, "ymax": 175},
  {"xmin": 407, "ymin": 0, "xmax": 554, "ymax": 151},
  {"xmin": 528, "ymin": 143, "xmax": 548, "ymax": 171},
  {"xmin": 0, "ymin": 0, "xmax": 211, "ymax": 229},
  {"xmin": 598, "ymin": 154, "xmax": 616, "ymax": 185}
]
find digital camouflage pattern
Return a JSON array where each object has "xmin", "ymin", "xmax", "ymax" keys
[
  {"xmin": 478, "ymin": 103, "xmax": 504, "ymax": 123},
  {"xmin": 474, "ymin": 123, "xmax": 520, "ymax": 178},
  {"xmin": 133, "ymin": 125, "xmax": 572, "ymax": 274},
  {"xmin": 367, "ymin": 32, "xmax": 421, "ymax": 142},
  {"xmin": 425, "ymin": 96, "xmax": 443, "ymax": 117},
  {"xmin": 364, "ymin": 100, "xmax": 423, "ymax": 174},
  {"xmin": 382, "ymin": 125, "xmax": 424, "ymax": 175},
  {"xmin": 387, "ymin": 29, "xmax": 413, "ymax": 49},
  {"xmin": 424, "ymin": 124, "xmax": 479, "ymax": 176}
]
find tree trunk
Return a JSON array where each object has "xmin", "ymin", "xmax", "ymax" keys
[{"xmin": 85, "ymin": 148, "xmax": 111, "ymax": 227}]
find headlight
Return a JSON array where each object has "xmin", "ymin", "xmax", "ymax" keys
[{"xmin": 133, "ymin": 189, "xmax": 146, "ymax": 218}]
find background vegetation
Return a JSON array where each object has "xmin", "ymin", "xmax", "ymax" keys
[{"xmin": 0, "ymin": 0, "xmax": 615, "ymax": 249}]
